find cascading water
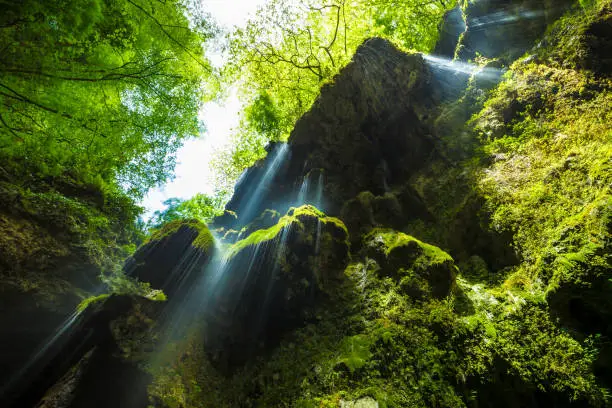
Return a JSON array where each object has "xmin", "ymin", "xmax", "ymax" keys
[
  {"xmin": 0, "ymin": 310, "xmax": 82, "ymax": 399},
  {"xmin": 235, "ymin": 143, "xmax": 290, "ymax": 226},
  {"xmin": 295, "ymin": 168, "xmax": 325, "ymax": 211}
]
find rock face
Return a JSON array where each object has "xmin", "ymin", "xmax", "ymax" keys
[
  {"xmin": 456, "ymin": 0, "xmax": 574, "ymax": 62},
  {"xmin": 221, "ymin": 39, "xmax": 442, "ymax": 230},
  {"xmin": 3, "ymin": 295, "xmax": 161, "ymax": 408},
  {"xmin": 433, "ymin": 5, "xmax": 466, "ymax": 58},
  {"xmin": 124, "ymin": 219, "xmax": 215, "ymax": 298},
  {"xmin": 203, "ymin": 205, "xmax": 350, "ymax": 370},
  {"xmin": 0, "ymin": 176, "xmax": 138, "ymax": 399}
]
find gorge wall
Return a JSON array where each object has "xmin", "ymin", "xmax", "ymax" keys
[{"xmin": 1, "ymin": 0, "xmax": 611, "ymax": 407}]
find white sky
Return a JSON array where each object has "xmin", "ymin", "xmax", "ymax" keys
[{"xmin": 141, "ymin": 0, "xmax": 267, "ymax": 218}]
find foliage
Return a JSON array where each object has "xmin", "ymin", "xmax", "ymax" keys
[
  {"xmin": 147, "ymin": 192, "xmax": 225, "ymax": 230},
  {"xmin": 101, "ymin": 264, "xmax": 167, "ymax": 301},
  {"xmin": 144, "ymin": 218, "xmax": 215, "ymax": 258},
  {"xmin": 473, "ymin": 58, "xmax": 611, "ymax": 291},
  {"xmin": 216, "ymin": 0, "xmax": 454, "ymax": 182},
  {"xmin": 226, "ymin": 204, "xmax": 348, "ymax": 257},
  {"xmin": 0, "ymin": 0, "xmax": 218, "ymax": 198}
]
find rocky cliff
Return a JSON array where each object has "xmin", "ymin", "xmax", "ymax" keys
[{"xmin": 1, "ymin": 0, "xmax": 611, "ymax": 407}]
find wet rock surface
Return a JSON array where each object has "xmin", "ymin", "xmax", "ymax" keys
[
  {"xmin": 456, "ymin": 0, "xmax": 574, "ymax": 62},
  {"xmin": 203, "ymin": 205, "xmax": 350, "ymax": 371}
]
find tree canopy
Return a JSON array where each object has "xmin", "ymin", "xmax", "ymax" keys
[
  {"xmin": 146, "ymin": 192, "xmax": 225, "ymax": 230},
  {"xmin": 0, "ymin": 0, "xmax": 455, "ymax": 226},
  {"xmin": 0, "ymin": 0, "xmax": 218, "ymax": 198},
  {"xmin": 215, "ymin": 0, "xmax": 453, "ymax": 188}
]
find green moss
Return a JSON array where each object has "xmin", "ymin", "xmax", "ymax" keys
[
  {"xmin": 366, "ymin": 228, "xmax": 454, "ymax": 266},
  {"xmin": 474, "ymin": 61, "xmax": 611, "ymax": 290},
  {"xmin": 144, "ymin": 218, "xmax": 214, "ymax": 256},
  {"xmin": 192, "ymin": 227, "xmax": 214, "ymax": 255},
  {"xmin": 227, "ymin": 205, "xmax": 348, "ymax": 257},
  {"xmin": 145, "ymin": 219, "xmax": 203, "ymax": 244},
  {"xmin": 76, "ymin": 293, "xmax": 110, "ymax": 312}
]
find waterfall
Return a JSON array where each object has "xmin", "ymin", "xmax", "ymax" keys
[
  {"xmin": 236, "ymin": 143, "xmax": 290, "ymax": 226},
  {"xmin": 295, "ymin": 168, "xmax": 325, "ymax": 211}
]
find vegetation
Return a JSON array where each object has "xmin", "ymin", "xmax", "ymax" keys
[
  {"xmin": 1, "ymin": 0, "xmax": 611, "ymax": 407},
  {"xmin": 0, "ymin": 0, "xmax": 217, "ymax": 198},
  {"xmin": 227, "ymin": 205, "xmax": 348, "ymax": 257},
  {"xmin": 0, "ymin": 0, "xmax": 218, "ymax": 307},
  {"xmin": 215, "ymin": 0, "xmax": 454, "ymax": 186},
  {"xmin": 147, "ymin": 193, "xmax": 226, "ymax": 230}
]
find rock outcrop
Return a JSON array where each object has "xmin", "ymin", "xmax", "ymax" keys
[
  {"xmin": 204, "ymin": 205, "xmax": 350, "ymax": 370},
  {"xmin": 123, "ymin": 219, "xmax": 215, "ymax": 298}
]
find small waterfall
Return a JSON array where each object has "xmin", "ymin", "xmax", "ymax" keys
[
  {"xmin": 314, "ymin": 172, "xmax": 324, "ymax": 209},
  {"xmin": 295, "ymin": 168, "xmax": 325, "ymax": 211},
  {"xmin": 237, "ymin": 143, "xmax": 290, "ymax": 226},
  {"xmin": 256, "ymin": 221, "xmax": 294, "ymax": 330},
  {"xmin": 296, "ymin": 175, "xmax": 310, "ymax": 204}
]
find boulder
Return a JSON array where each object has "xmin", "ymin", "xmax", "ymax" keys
[
  {"xmin": 364, "ymin": 229, "xmax": 457, "ymax": 299},
  {"xmin": 123, "ymin": 219, "xmax": 215, "ymax": 298},
  {"xmin": 4, "ymin": 295, "xmax": 162, "ymax": 408}
]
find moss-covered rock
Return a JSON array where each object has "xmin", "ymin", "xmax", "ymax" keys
[
  {"xmin": 124, "ymin": 219, "xmax": 215, "ymax": 298},
  {"xmin": 340, "ymin": 189, "xmax": 430, "ymax": 248},
  {"xmin": 203, "ymin": 205, "xmax": 350, "ymax": 370},
  {"xmin": 236, "ymin": 208, "xmax": 281, "ymax": 241},
  {"xmin": 7, "ymin": 294, "xmax": 163, "ymax": 408},
  {"xmin": 364, "ymin": 229, "xmax": 457, "ymax": 299}
]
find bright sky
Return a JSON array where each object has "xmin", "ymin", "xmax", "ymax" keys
[{"xmin": 140, "ymin": 0, "xmax": 267, "ymax": 218}]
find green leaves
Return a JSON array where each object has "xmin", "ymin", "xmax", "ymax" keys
[
  {"xmin": 0, "ymin": 0, "xmax": 218, "ymax": 198},
  {"xmin": 217, "ymin": 0, "xmax": 453, "ymax": 184},
  {"xmin": 147, "ymin": 192, "xmax": 225, "ymax": 230},
  {"xmin": 337, "ymin": 334, "xmax": 374, "ymax": 373}
]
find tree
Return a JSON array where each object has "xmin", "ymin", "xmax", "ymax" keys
[
  {"xmin": 219, "ymin": 0, "xmax": 454, "ymax": 184},
  {"xmin": 147, "ymin": 192, "xmax": 225, "ymax": 229},
  {"xmin": 0, "ymin": 0, "xmax": 218, "ymax": 198}
]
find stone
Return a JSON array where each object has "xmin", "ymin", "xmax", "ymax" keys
[
  {"xmin": 364, "ymin": 229, "xmax": 457, "ymax": 299},
  {"xmin": 340, "ymin": 397, "xmax": 379, "ymax": 408},
  {"xmin": 123, "ymin": 219, "xmax": 214, "ymax": 298},
  {"xmin": 203, "ymin": 205, "xmax": 349, "ymax": 370}
]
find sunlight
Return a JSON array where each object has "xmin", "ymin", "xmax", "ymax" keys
[
  {"xmin": 470, "ymin": 7, "xmax": 546, "ymax": 28},
  {"xmin": 141, "ymin": 0, "xmax": 269, "ymax": 219},
  {"xmin": 423, "ymin": 54, "xmax": 504, "ymax": 80}
]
